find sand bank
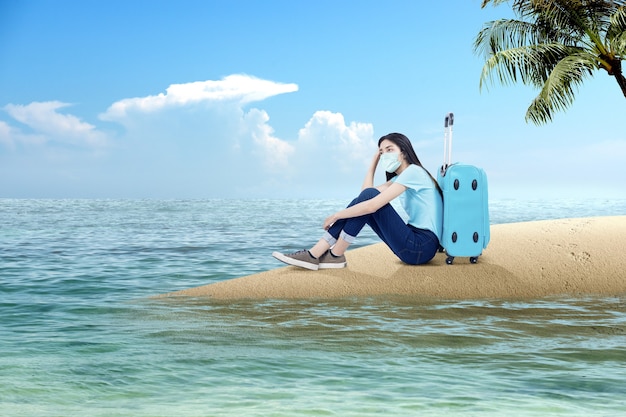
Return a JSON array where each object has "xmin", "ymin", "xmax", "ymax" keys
[{"xmin": 159, "ymin": 216, "xmax": 626, "ymax": 300}]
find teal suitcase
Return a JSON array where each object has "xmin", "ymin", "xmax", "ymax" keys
[{"xmin": 437, "ymin": 113, "xmax": 490, "ymax": 264}]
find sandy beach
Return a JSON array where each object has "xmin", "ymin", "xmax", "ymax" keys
[{"xmin": 160, "ymin": 216, "xmax": 626, "ymax": 300}]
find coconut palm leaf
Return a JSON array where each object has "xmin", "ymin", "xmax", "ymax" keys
[
  {"xmin": 608, "ymin": 6, "xmax": 626, "ymax": 53},
  {"xmin": 527, "ymin": 50, "xmax": 596, "ymax": 123},
  {"xmin": 476, "ymin": 0, "xmax": 626, "ymax": 124}
]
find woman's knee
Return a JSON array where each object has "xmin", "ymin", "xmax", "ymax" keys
[
  {"xmin": 348, "ymin": 187, "xmax": 380, "ymax": 207},
  {"xmin": 359, "ymin": 187, "xmax": 380, "ymax": 200}
]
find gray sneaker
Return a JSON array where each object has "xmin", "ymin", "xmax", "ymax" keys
[
  {"xmin": 318, "ymin": 250, "xmax": 347, "ymax": 269},
  {"xmin": 272, "ymin": 250, "xmax": 319, "ymax": 270}
]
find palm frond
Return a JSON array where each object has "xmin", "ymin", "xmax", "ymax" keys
[
  {"xmin": 474, "ymin": 18, "xmax": 563, "ymax": 90},
  {"xmin": 476, "ymin": 0, "xmax": 626, "ymax": 123},
  {"xmin": 526, "ymin": 50, "xmax": 595, "ymax": 124},
  {"xmin": 480, "ymin": 0, "xmax": 510, "ymax": 8},
  {"xmin": 479, "ymin": 43, "xmax": 575, "ymax": 90},
  {"xmin": 608, "ymin": 6, "xmax": 626, "ymax": 55},
  {"xmin": 475, "ymin": 19, "xmax": 539, "ymax": 56},
  {"xmin": 610, "ymin": 4, "xmax": 626, "ymax": 31}
]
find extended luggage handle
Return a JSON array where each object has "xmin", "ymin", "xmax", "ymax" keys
[{"xmin": 441, "ymin": 112, "xmax": 454, "ymax": 176}]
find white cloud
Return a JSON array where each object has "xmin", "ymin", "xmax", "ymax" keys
[
  {"xmin": 0, "ymin": 121, "xmax": 16, "ymax": 148},
  {"xmin": 0, "ymin": 120, "xmax": 47, "ymax": 149},
  {"xmin": 1, "ymin": 74, "xmax": 380, "ymax": 198},
  {"xmin": 242, "ymin": 108, "xmax": 294, "ymax": 171},
  {"xmin": 217, "ymin": 109, "xmax": 376, "ymax": 198},
  {"xmin": 3, "ymin": 101, "xmax": 107, "ymax": 148},
  {"xmin": 100, "ymin": 74, "xmax": 299, "ymax": 121},
  {"xmin": 91, "ymin": 75, "xmax": 375, "ymax": 193},
  {"xmin": 296, "ymin": 110, "xmax": 375, "ymax": 172}
]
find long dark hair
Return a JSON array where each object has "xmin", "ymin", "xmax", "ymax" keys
[{"xmin": 378, "ymin": 133, "xmax": 442, "ymax": 197}]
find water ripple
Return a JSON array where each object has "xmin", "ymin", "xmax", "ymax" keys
[{"xmin": 1, "ymin": 199, "xmax": 626, "ymax": 416}]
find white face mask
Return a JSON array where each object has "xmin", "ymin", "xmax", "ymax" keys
[{"xmin": 380, "ymin": 152, "xmax": 401, "ymax": 173}]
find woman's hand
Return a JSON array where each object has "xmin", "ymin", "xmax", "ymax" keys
[{"xmin": 323, "ymin": 213, "xmax": 339, "ymax": 230}]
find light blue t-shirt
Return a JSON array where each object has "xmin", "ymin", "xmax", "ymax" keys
[{"xmin": 391, "ymin": 164, "xmax": 443, "ymax": 240}]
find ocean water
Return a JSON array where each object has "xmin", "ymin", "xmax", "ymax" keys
[{"xmin": 1, "ymin": 198, "xmax": 626, "ymax": 416}]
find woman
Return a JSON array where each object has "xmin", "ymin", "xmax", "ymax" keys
[{"xmin": 272, "ymin": 132, "xmax": 443, "ymax": 270}]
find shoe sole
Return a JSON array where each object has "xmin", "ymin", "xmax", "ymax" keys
[
  {"xmin": 318, "ymin": 261, "xmax": 347, "ymax": 269},
  {"xmin": 272, "ymin": 251, "xmax": 319, "ymax": 270}
]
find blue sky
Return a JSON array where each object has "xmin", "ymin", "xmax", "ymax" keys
[{"xmin": 1, "ymin": 0, "xmax": 624, "ymax": 200}]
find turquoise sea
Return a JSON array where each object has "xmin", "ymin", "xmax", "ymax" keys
[{"xmin": 1, "ymin": 198, "xmax": 626, "ymax": 416}]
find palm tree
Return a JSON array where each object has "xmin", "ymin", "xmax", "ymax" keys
[{"xmin": 474, "ymin": 0, "xmax": 626, "ymax": 124}]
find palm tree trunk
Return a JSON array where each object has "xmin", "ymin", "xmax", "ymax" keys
[
  {"xmin": 614, "ymin": 72, "xmax": 626, "ymax": 98},
  {"xmin": 607, "ymin": 59, "xmax": 626, "ymax": 98}
]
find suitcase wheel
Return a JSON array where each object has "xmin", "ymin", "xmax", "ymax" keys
[{"xmin": 445, "ymin": 255, "xmax": 479, "ymax": 264}]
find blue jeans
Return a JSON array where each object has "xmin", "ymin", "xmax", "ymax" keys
[{"xmin": 324, "ymin": 188, "xmax": 440, "ymax": 265}]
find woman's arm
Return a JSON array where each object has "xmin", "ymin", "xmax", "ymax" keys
[
  {"xmin": 361, "ymin": 151, "xmax": 381, "ymax": 190},
  {"xmin": 323, "ymin": 182, "xmax": 407, "ymax": 230},
  {"xmin": 363, "ymin": 150, "xmax": 393, "ymax": 192}
]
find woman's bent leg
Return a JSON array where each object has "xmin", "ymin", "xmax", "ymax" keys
[
  {"xmin": 273, "ymin": 186, "xmax": 438, "ymax": 269},
  {"xmin": 273, "ymin": 189, "xmax": 378, "ymax": 270},
  {"xmin": 322, "ymin": 188, "xmax": 383, "ymax": 257},
  {"xmin": 338, "ymin": 190, "xmax": 440, "ymax": 264},
  {"xmin": 326, "ymin": 188, "xmax": 412, "ymax": 259},
  {"xmin": 325, "ymin": 188, "xmax": 382, "ymax": 242}
]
